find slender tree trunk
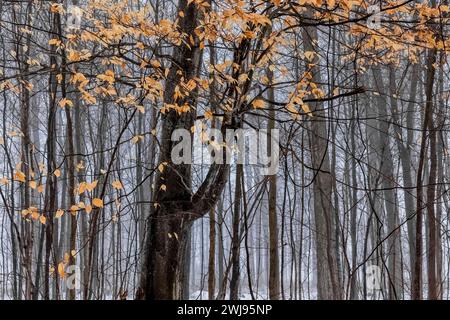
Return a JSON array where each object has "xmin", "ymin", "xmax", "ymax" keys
[
  {"xmin": 302, "ymin": 19, "xmax": 341, "ymax": 300},
  {"xmin": 413, "ymin": 47, "xmax": 437, "ymax": 300},
  {"xmin": 372, "ymin": 67, "xmax": 402, "ymax": 299},
  {"xmin": 267, "ymin": 66, "xmax": 280, "ymax": 300},
  {"xmin": 230, "ymin": 164, "xmax": 243, "ymax": 300}
]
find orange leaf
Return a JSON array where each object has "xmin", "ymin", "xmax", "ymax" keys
[
  {"xmin": 92, "ymin": 198, "xmax": 104, "ymax": 208},
  {"xmin": 252, "ymin": 99, "xmax": 265, "ymax": 109},
  {"xmin": 58, "ymin": 262, "xmax": 66, "ymax": 278},
  {"xmin": 39, "ymin": 215, "xmax": 47, "ymax": 225},
  {"xmin": 55, "ymin": 209, "xmax": 64, "ymax": 219},
  {"xmin": 112, "ymin": 180, "xmax": 123, "ymax": 190},
  {"xmin": 14, "ymin": 171, "xmax": 26, "ymax": 183}
]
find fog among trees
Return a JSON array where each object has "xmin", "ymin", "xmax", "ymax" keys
[{"xmin": 0, "ymin": 0, "xmax": 449, "ymax": 300}]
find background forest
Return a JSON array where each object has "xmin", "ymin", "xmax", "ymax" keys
[{"xmin": 0, "ymin": 0, "xmax": 448, "ymax": 300}]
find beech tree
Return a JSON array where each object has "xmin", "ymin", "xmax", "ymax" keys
[{"xmin": 1, "ymin": 0, "xmax": 450, "ymax": 301}]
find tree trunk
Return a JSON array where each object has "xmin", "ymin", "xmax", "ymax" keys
[
  {"xmin": 413, "ymin": 47, "xmax": 437, "ymax": 300},
  {"xmin": 230, "ymin": 164, "xmax": 243, "ymax": 300},
  {"xmin": 267, "ymin": 64, "xmax": 280, "ymax": 300},
  {"xmin": 302, "ymin": 20, "xmax": 341, "ymax": 300},
  {"xmin": 139, "ymin": 0, "xmax": 230, "ymax": 299}
]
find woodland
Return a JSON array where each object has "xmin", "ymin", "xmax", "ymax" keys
[{"xmin": 0, "ymin": 0, "xmax": 449, "ymax": 300}]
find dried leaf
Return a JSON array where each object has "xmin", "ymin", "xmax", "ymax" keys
[
  {"xmin": 54, "ymin": 169, "xmax": 61, "ymax": 178},
  {"xmin": 92, "ymin": 198, "xmax": 104, "ymax": 208},
  {"xmin": 112, "ymin": 180, "xmax": 123, "ymax": 190},
  {"xmin": 55, "ymin": 209, "xmax": 64, "ymax": 219}
]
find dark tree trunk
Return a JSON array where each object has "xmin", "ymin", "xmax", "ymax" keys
[{"xmin": 138, "ymin": 0, "xmax": 230, "ymax": 300}]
